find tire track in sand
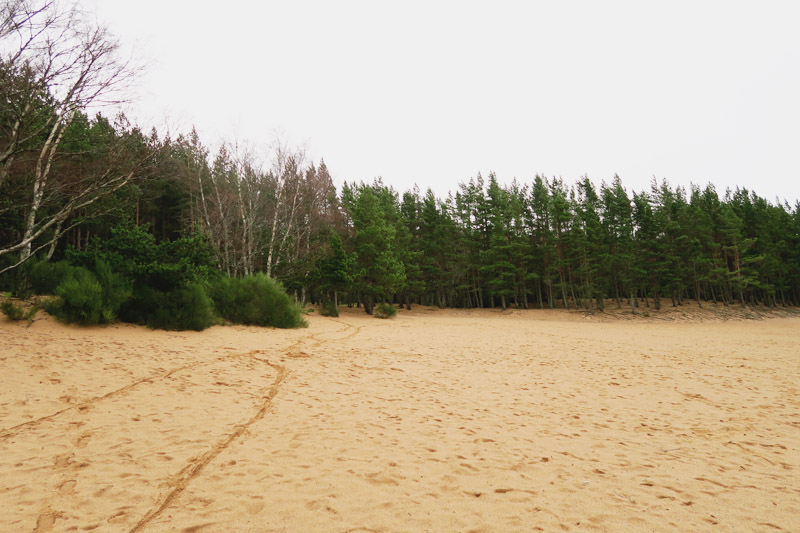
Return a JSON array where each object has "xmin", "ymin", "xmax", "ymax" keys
[
  {"xmin": 0, "ymin": 350, "xmax": 266, "ymax": 439},
  {"xmin": 283, "ymin": 318, "xmax": 361, "ymax": 358},
  {"xmin": 129, "ymin": 355, "xmax": 287, "ymax": 533},
  {"xmin": 128, "ymin": 319, "xmax": 362, "ymax": 531}
]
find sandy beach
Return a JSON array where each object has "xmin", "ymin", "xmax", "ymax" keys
[{"xmin": 1, "ymin": 304, "xmax": 799, "ymax": 532}]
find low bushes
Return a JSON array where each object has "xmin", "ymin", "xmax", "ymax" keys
[
  {"xmin": 209, "ymin": 274, "xmax": 307, "ymax": 329},
  {"xmin": 39, "ymin": 264, "xmax": 306, "ymax": 330},
  {"xmin": 133, "ymin": 284, "xmax": 216, "ymax": 331},
  {"xmin": 1, "ymin": 300, "xmax": 25, "ymax": 321},
  {"xmin": 374, "ymin": 302, "xmax": 397, "ymax": 319},
  {"xmin": 45, "ymin": 260, "xmax": 130, "ymax": 325},
  {"xmin": 27, "ymin": 259, "xmax": 74, "ymax": 294},
  {"xmin": 17, "ymin": 223, "xmax": 307, "ymax": 331},
  {"xmin": 0, "ymin": 300, "xmax": 38, "ymax": 323}
]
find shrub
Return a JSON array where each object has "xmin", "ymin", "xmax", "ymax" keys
[
  {"xmin": 137, "ymin": 284, "xmax": 216, "ymax": 331},
  {"xmin": 1, "ymin": 300, "xmax": 25, "ymax": 321},
  {"xmin": 46, "ymin": 260, "xmax": 131, "ymax": 325},
  {"xmin": 319, "ymin": 300, "xmax": 339, "ymax": 317},
  {"xmin": 93, "ymin": 259, "xmax": 132, "ymax": 317},
  {"xmin": 209, "ymin": 273, "xmax": 307, "ymax": 329},
  {"xmin": 1, "ymin": 300, "xmax": 38, "ymax": 324},
  {"xmin": 374, "ymin": 302, "xmax": 397, "ymax": 319},
  {"xmin": 27, "ymin": 260, "xmax": 75, "ymax": 295},
  {"xmin": 68, "ymin": 223, "xmax": 218, "ymax": 292},
  {"xmin": 48, "ymin": 267, "xmax": 104, "ymax": 324}
]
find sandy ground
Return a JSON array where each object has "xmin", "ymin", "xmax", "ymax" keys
[{"xmin": 1, "ymin": 303, "xmax": 799, "ymax": 532}]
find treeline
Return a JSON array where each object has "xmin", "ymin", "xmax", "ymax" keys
[
  {"xmin": 334, "ymin": 174, "xmax": 800, "ymax": 313},
  {"xmin": 2, "ymin": 0, "xmax": 800, "ymax": 320}
]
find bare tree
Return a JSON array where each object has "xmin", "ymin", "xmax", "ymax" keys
[
  {"xmin": 0, "ymin": 0, "xmax": 144, "ymax": 268},
  {"xmin": 179, "ymin": 131, "xmax": 340, "ymax": 283},
  {"xmin": 265, "ymin": 138, "xmax": 306, "ymax": 277}
]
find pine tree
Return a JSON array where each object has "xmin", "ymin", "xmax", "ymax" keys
[
  {"xmin": 342, "ymin": 181, "xmax": 405, "ymax": 314},
  {"xmin": 316, "ymin": 230, "xmax": 352, "ymax": 307},
  {"xmin": 574, "ymin": 177, "xmax": 603, "ymax": 312},
  {"xmin": 600, "ymin": 175, "xmax": 635, "ymax": 311},
  {"xmin": 479, "ymin": 174, "xmax": 517, "ymax": 309}
]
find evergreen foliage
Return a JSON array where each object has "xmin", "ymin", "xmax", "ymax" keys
[
  {"xmin": 342, "ymin": 181, "xmax": 406, "ymax": 314},
  {"xmin": 45, "ymin": 260, "xmax": 130, "ymax": 325},
  {"xmin": 27, "ymin": 260, "xmax": 75, "ymax": 295},
  {"xmin": 137, "ymin": 284, "xmax": 216, "ymax": 331},
  {"xmin": 1, "ymin": 300, "xmax": 26, "ymax": 321},
  {"xmin": 314, "ymin": 230, "xmax": 352, "ymax": 307},
  {"xmin": 46, "ymin": 267, "xmax": 105, "ymax": 325},
  {"xmin": 374, "ymin": 302, "xmax": 398, "ymax": 319},
  {"xmin": 208, "ymin": 274, "xmax": 307, "ymax": 328}
]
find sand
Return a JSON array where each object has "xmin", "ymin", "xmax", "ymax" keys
[{"xmin": 1, "ymin": 304, "xmax": 799, "ymax": 532}]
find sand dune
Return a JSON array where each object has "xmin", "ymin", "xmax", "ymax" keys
[{"xmin": 1, "ymin": 305, "xmax": 799, "ymax": 532}]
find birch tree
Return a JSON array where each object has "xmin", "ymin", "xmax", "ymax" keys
[
  {"xmin": 264, "ymin": 140, "xmax": 305, "ymax": 277},
  {"xmin": 0, "ymin": 0, "xmax": 143, "ymax": 270}
]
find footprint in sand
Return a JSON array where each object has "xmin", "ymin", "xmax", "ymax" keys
[
  {"xmin": 76, "ymin": 432, "xmax": 92, "ymax": 448},
  {"xmin": 53, "ymin": 454, "xmax": 73, "ymax": 469},
  {"xmin": 35, "ymin": 511, "xmax": 56, "ymax": 531},
  {"xmin": 58, "ymin": 480, "xmax": 76, "ymax": 495}
]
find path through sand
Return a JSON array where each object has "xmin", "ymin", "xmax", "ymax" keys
[{"xmin": 1, "ymin": 306, "xmax": 799, "ymax": 531}]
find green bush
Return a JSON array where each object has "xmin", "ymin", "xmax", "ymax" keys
[
  {"xmin": 46, "ymin": 260, "xmax": 131, "ymax": 325},
  {"xmin": 319, "ymin": 301, "xmax": 339, "ymax": 317},
  {"xmin": 27, "ymin": 260, "xmax": 75, "ymax": 295},
  {"xmin": 93, "ymin": 259, "xmax": 132, "ymax": 316},
  {"xmin": 374, "ymin": 302, "xmax": 397, "ymax": 319},
  {"xmin": 209, "ymin": 273, "xmax": 307, "ymax": 329},
  {"xmin": 1, "ymin": 300, "xmax": 38, "ymax": 324},
  {"xmin": 68, "ymin": 223, "xmax": 218, "ymax": 292},
  {"xmin": 1, "ymin": 300, "xmax": 25, "ymax": 321},
  {"xmin": 135, "ymin": 284, "xmax": 215, "ymax": 331},
  {"xmin": 48, "ymin": 267, "xmax": 104, "ymax": 324}
]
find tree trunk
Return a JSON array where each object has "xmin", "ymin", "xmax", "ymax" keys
[{"xmin": 20, "ymin": 110, "xmax": 75, "ymax": 262}]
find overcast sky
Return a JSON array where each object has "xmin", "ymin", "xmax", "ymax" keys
[{"xmin": 87, "ymin": 0, "xmax": 800, "ymax": 204}]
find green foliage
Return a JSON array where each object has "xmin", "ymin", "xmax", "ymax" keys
[
  {"xmin": 319, "ymin": 300, "xmax": 339, "ymax": 317},
  {"xmin": 94, "ymin": 259, "xmax": 133, "ymax": 316},
  {"xmin": 374, "ymin": 302, "xmax": 397, "ymax": 319},
  {"xmin": 343, "ymin": 182, "xmax": 406, "ymax": 309},
  {"xmin": 65, "ymin": 224, "xmax": 220, "ymax": 328},
  {"xmin": 27, "ymin": 260, "xmax": 75, "ymax": 294},
  {"xmin": 47, "ymin": 267, "xmax": 104, "ymax": 324},
  {"xmin": 44, "ymin": 260, "xmax": 131, "ymax": 325},
  {"xmin": 0, "ymin": 300, "xmax": 38, "ymax": 324},
  {"xmin": 68, "ymin": 223, "xmax": 218, "ymax": 292},
  {"xmin": 316, "ymin": 230, "xmax": 352, "ymax": 296},
  {"xmin": 135, "ymin": 284, "xmax": 216, "ymax": 331},
  {"xmin": 208, "ymin": 274, "xmax": 307, "ymax": 329},
  {"xmin": 1, "ymin": 300, "xmax": 25, "ymax": 321}
]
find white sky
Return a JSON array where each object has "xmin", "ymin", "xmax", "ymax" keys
[{"xmin": 87, "ymin": 0, "xmax": 800, "ymax": 205}]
